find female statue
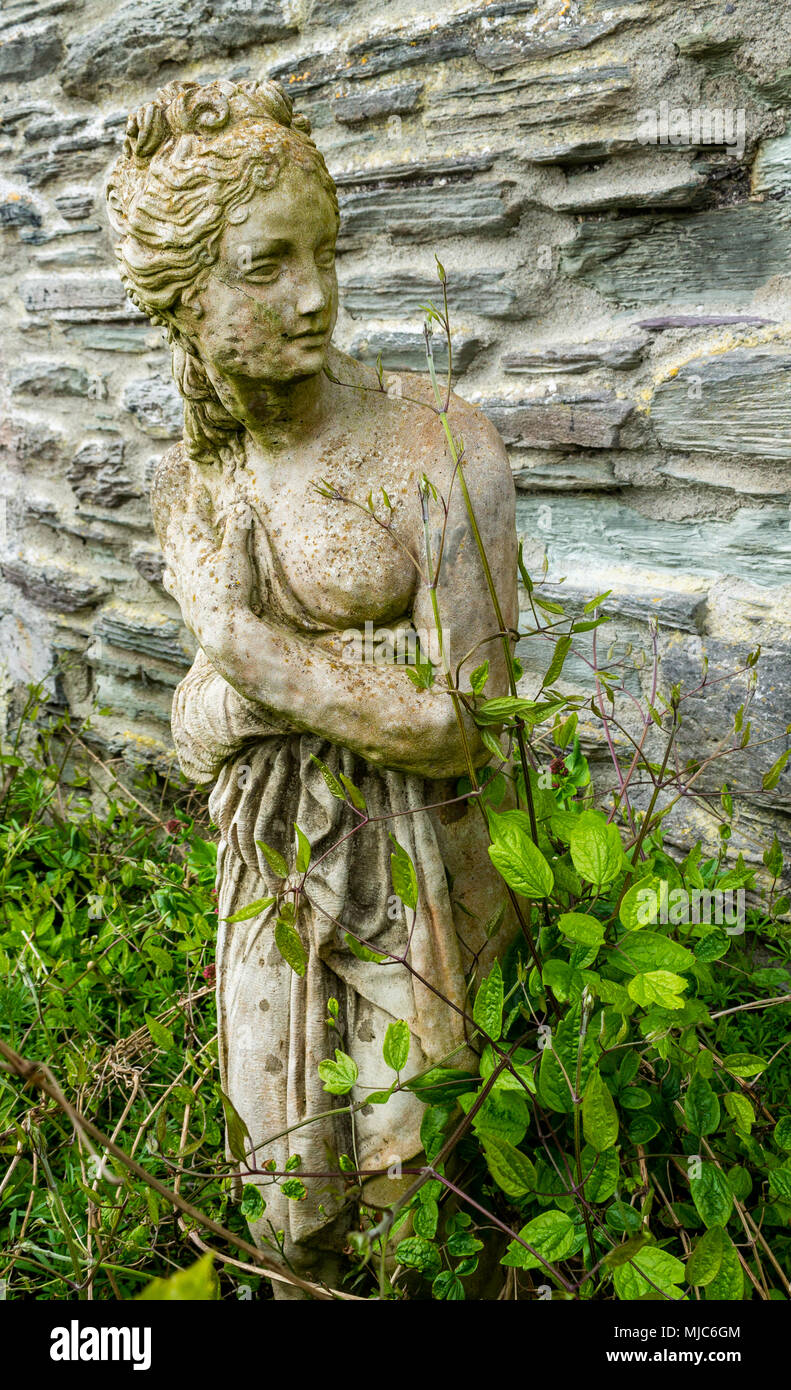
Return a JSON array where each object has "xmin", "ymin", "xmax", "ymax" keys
[{"xmin": 106, "ymin": 77, "xmax": 518, "ymax": 1296}]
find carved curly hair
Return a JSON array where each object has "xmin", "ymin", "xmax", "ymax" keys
[{"xmin": 106, "ymin": 78, "xmax": 339, "ymax": 466}]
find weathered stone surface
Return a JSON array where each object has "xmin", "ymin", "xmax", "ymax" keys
[
  {"xmin": 67, "ymin": 436, "xmax": 139, "ymax": 508},
  {"xmin": 349, "ymin": 327, "xmax": 485, "ymax": 375},
  {"xmin": 650, "ymin": 349, "xmax": 791, "ymax": 460},
  {"xmin": 424, "ymin": 65, "xmax": 632, "ymax": 146},
  {"xmin": 474, "ymin": 14, "xmax": 632, "ymax": 70},
  {"xmin": 93, "ymin": 602, "xmax": 193, "ymax": 668},
  {"xmin": 530, "ymin": 580, "xmax": 708, "ymax": 632},
  {"xmin": 561, "ymin": 204, "xmax": 791, "ymax": 307},
  {"xmin": 340, "ymin": 270, "xmax": 520, "ymax": 319},
  {"xmin": 483, "ymin": 393, "xmax": 633, "ymax": 448},
  {"xmin": 337, "ymin": 179, "xmax": 516, "ymax": 246},
  {"xmin": 121, "ymin": 378, "xmax": 183, "ymax": 439},
  {"xmin": 636, "ymin": 314, "xmax": 774, "ymax": 330},
  {"xmin": 63, "ymin": 323, "xmax": 156, "ymax": 353},
  {"xmin": 547, "ymin": 162, "xmax": 707, "ymax": 213},
  {"xmin": 503, "ymin": 335, "xmax": 649, "ymax": 375},
  {"xmin": 0, "ymin": 553, "xmax": 108, "ymax": 612},
  {"xmin": 9, "ymin": 360, "xmax": 97, "ymax": 396},
  {"xmin": 0, "ymin": 22, "xmax": 63, "ymax": 81},
  {"xmin": 516, "ymin": 496, "xmax": 791, "ymax": 588},
  {"xmin": 512, "ymin": 452, "xmax": 618, "ymax": 491},
  {"xmin": 333, "ymin": 82, "xmax": 422, "ymax": 126},
  {"xmin": 54, "ymin": 190, "xmax": 95, "ymax": 220},
  {"xmin": 1, "ymin": 415, "xmax": 64, "ymax": 469},
  {"xmin": 20, "ymin": 274, "xmax": 140, "ymax": 322},
  {"xmin": 130, "ymin": 546, "xmax": 166, "ymax": 586},
  {"xmin": 0, "ymin": 193, "xmax": 40, "ymax": 228},
  {"xmin": 60, "ymin": 1, "xmax": 296, "ymax": 98}
]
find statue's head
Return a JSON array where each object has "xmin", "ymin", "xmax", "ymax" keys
[{"xmin": 106, "ymin": 78, "xmax": 339, "ymax": 464}]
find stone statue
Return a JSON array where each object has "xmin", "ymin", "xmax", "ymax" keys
[{"xmin": 106, "ymin": 77, "xmax": 518, "ymax": 1296}]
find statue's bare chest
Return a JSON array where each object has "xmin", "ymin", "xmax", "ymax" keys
[{"xmin": 238, "ymin": 459, "xmax": 420, "ymax": 630}]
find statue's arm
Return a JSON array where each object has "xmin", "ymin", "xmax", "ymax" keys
[{"xmin": 154, "ymin": 423, "xmax": 517, "ymax": 782}]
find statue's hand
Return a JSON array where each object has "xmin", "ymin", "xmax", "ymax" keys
[{"xmin": 163, "ymin": 501, "xmax": 254, "ymax": 655}]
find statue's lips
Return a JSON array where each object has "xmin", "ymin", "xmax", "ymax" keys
[{"xmin": 287, "ymin": 328, "xmax": 329, "ymax": 342}]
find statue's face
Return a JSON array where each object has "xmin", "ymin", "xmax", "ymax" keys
[{"xmin": 184, "ymin": 163, "xmax": 338, "ymax": 386}]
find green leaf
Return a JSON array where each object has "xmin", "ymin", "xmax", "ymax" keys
[
  {"xmin": 256, "ymin": 838, "xmax": 289, "ymax": 878},
  {"xmin": 413, "ymin": 1200, "xmax": 439, "ymax": 1239},
  {"xmin": 613, "ymin": 1246, "xmax": 685, "ymax": 1300},
  {"xmin": 219, "ymin": 1089, "xmax": 250, "ymax": 1163},
  {"xmin": 686, "ymin": 1225, "xmax": 725, "ymax": 1287},
  {"xmin": 382, "ymin": 1019, "xmax": 410, "ymax": 1073},
  {"xmin": 222, "ymin": 895, "xmax": 276, "ymax": 924},
  {"xmin": 432, "ymin": 1271, "xmax": 465, "ymax": 1300},
  {"xmin": 470, "ymin": 660, "xmax": 489, "ymax": 696},
  {"xmin": 582, "ymin": 1145, "xmax": 620, "ymax": 1203},
  {"xmin": 281, "ymin": 1177, "xmax": 307, "ymax": 1201},
  {"xmin": 767, "ymin": 1166, "xmax": 791, "ymax": 1201},
  {"xmin": 690, "ymin": 1161, "xmax": 733, "ymax": 1229},
  {"xmin": 389, "ymin": 835, "xmax": 418, "ymax": 911},
  {"xmin": 309, "ymin": 753, "xmax": 346, "ymax": 801},
  {"xmin": 473, "ymin": 960, "xmax": 504, "ymax": 1041},
  {"xmin": 705, "ymin": 1236, "xmax": 743, "ymax": 1300},
  {"xmin": 339, "ymin": 772, "xmax": 366, "ymax": 811},
  {"xmin": 762, "ymin": 750, "xmax": 789, "ymax": 791},
  {"xmin": 582, "ymin": 1069, "xmax": 619, "ymax": 1152},
  {"xmin": 558, "ymin": 912, "xmax": 605, "ymax": 947},
  {"xmin": 482, "ymin": 1135, "xmax": 536, "ymax": 1197},
  {"xmin": 405, "ymin": 1068, "xmax": 476, "ymax": 1105},
  {"xmin": 619, "ymin": 875, "xmax": 664, "ymax": 931},
  {"xmin": 569, "ymin": 816, "xmax": 623, "ymax": 888},
  {"xmin": 395, "ymin": 1236, "xmax": 441, "ymax": 1278},
  {"xmin": 461, "ymin": 1089, "xmax": 529, "ymax": 1147},
  {"xmin": 488, "ymin": 810, "xmax": 554, "ymax": 898},
  {"xmin": 724, "ymin": 1092, "xmax": 755, "ymax": 1135},
  {"xmin": 721, "ymin": 1052, "xmax": 767, "ymax": 1079},
  {"xmin": 620, "ymin": 1086, "xmax": 651, "ymax": 1111},
  {"xmin": 294, "ymin": 823, "xmax": 311, "ymax": 874},
  {"xmin": 240, "ymin": 1184, "xmax": 266, "ymax": 1222},
  {"xmin": 137, "ymin": 1253, "xmax": 219, "ymax": 1302},
  {"xmin": 317, "ymin": 1049, "xmax": 358, "ymax": 1096},
  {"xmin": 475, "ymin": 696, "xmax": 536, "ymax": 725},
  {"xmin": 627, "ymin": 970, "xmax": 688, "ymax": 1009},
  {"xmin": 502, "ymin": 1209, "xmax": 575, "ymax": 1270},
  {"xmin": 145, "ymin": 1013, "xmax": 175, "ymax": 1051},
  {"xmin": 774, "ymin": 1116, "xmax": 791, "ymax": 1152},
  {"xmin": 274, "ymin": 918, "xmax": 307, "ymax": 976},
  {"xmin": 542, "ymin": 634, "xmax": 571, "ymax": 689},
  {"xmin": 613, "ymin": 930, "xmax": 694, "ymax": 975},
  {"xmin": 685, "ymin": 1074, "xmax": 721, "ymax": 1137},
  {"xmin": 344, "ymin": 931, "xmax": 387, "ymax": 963}
]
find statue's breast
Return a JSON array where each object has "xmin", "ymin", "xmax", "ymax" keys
[{"xmin": 250, "ymin": 484, "xmax": 418, "ymax": 630}]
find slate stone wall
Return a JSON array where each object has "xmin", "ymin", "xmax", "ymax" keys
[{"xmin": 1, "ymin": 0, "xmax": 790, "ymax": 867}]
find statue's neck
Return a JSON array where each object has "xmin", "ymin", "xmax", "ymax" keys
[{"xmin": 212, "ymin": 356, "xmax": 337, "ymax": 455}]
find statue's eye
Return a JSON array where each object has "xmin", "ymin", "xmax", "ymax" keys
[
  {"xmin": 245, "ymin": 261, "xmax": 280, "ymax": 283},
  {"xmin": 316, "ymin": 247, "xmax": 335, "ymax": 270}
]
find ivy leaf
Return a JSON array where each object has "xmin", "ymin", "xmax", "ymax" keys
[
  {"xmin": 686, "ymin": 1225, "xmax": 725, "ymax": 1287},
  {"xmin": 473, "ymin": 960, "xmax": 504, "ymax": 1041},
  {"xmin": 502, "ymin": 1209, "xmax": 575, "ymax": 1270},
  {"xmin": 482, "ymin": 1135, "xmax": 536, "ymax": 1197},
  {"xmin": 317, "ymin": 1049, "xmax": 359, "ymax": 1096},
  {"xmin": 309, "ymin": 753, "xmax": 346, "ymax": 801},
  {"xmin": 395, "ymin": 1236, "xmax": 441, "ymax": 1278},
  {"xmin": 613, "ymin": 930, "xmax": 694, "ymax": 975},
  {"xmin": 382, "ymin": 1019, "xmax": 410, "ymax": 1073},
  {"xmin": 690, "ymin": 1161, "xmax": 733, "ymax": 1229},
  {"xmin": 569, "ymin": 816, "xmax": 624, "ymax": 888},
  {"xmin": 389, "ymin": 835, "xmax": 418, "ymax": 911},
  {"xmin": 721, "ymin": 1053, "xmax": 767, "ymax": 1079},
  {"xmin": 240, "ymin": 1185, "xmax": 266, "ymax": 1222},
  {"xmin": 558, "ymin": 912, "xmax": 605, "ymax": 948},
  {"xmin": 582, "ymin": 1069, "xmax": 619, "ymax": 1152},
  {"xmin": 294, "ymin": 823, "xmax": 311, "ymax": 874},
  {"xmin": 488, "ymin": 810, "xmax": 554, "ymax": 899},
  {"xmin": 281, "ymin": 1178, "xmax": 307, "ymax": 1201},
  {"xmin": 145, "ymin": 1013, "xmax": 175, "ymax": 1051},
  {"xmin": 256, "ymin": 839, "xmax": 289, "ymax": 878},
  {"xmin": 627, "ymin": 970, "xmax": 688, "ymax": 1010},
  {"xmin": 223, "ymin": 895, "xmax": 275, "ymax": 924},
  {"xmin": 274, "ymin": 919, "xmax": 307, "ymax": 977},
  {"xmin": 685, "ymin": 1074, "xmax": 721, "ymax": 1137},
  {"xmin": 613, "ymin": 1246, "xmax": 685, "ymax": 1300},
  {"xmin": 344, "ymin": 931, "xmax": 387, "ymax": 964}
]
